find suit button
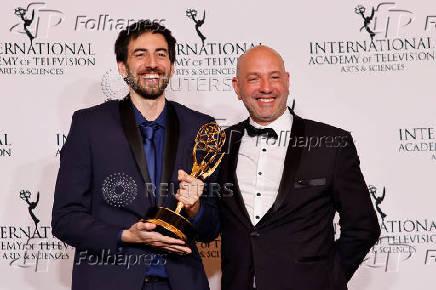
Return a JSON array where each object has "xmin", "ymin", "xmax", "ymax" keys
[{"xmin": 250, "ymin": 231, "xmax": 260, "ymax": 237}]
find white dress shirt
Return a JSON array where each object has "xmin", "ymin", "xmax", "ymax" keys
[{"xmin": 236, "ymin": 109, "xmax": 293, "ymax": 225}]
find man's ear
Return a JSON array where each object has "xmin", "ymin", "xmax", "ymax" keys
[
  {"xmin": 285, "ymin": 71, "xmax": 290, "ymax": 88},
  {"xmin": 117, "ymin": 61, "xmax": 128, "ymax": 78},
  {"xmin": 232, "ymin": 77, "xmax": 242, "ymax": 100}
]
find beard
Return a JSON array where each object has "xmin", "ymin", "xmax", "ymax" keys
[{"xmin": 124, "ymin": 67, "xmax": 170, "ymax": 100}]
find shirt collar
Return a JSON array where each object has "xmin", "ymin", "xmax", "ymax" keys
[
  {"xmin": 249, "ymin": 107, "xmax": 293, "ymax": 134},
  {"xmin": 131, "ymin": 99, "xmax": 167, "ymax": 128}
]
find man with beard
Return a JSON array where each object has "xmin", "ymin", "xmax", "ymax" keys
[
  {"xmin": 52, "ymin": 21, "xmax": 220, "ymax": 290},
  {"xmin": 216, "ymin": 46, "xmax": 380, "ymax": 290}
]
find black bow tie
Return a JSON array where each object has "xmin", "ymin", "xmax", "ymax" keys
[{"xmin": 243, "ymin": 119, "xmax": 278, "ymax": 139}]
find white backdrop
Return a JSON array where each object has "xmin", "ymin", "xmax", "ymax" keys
[{"xmin": 1, "ymin": 0, "xmax": 435, "ymax": 289}]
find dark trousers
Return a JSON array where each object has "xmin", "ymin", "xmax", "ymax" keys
[{"xmin": 142, "ymin": 281, "xmax": 171, "ymax": 290}]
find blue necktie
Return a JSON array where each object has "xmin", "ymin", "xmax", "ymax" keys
[
  {"xmin": 139, "ymin": 122, "xmax": 167, "ymax": 276},
  {"xmin": 139, "ymin": 122, "xmax": 159, "ymax": 196}
]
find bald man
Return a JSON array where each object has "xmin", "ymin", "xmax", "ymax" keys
[{"xmin": 215, "ymin": 46, "xmax": 380, "ymax": 290}]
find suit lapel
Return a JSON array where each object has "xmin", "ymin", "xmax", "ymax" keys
[
  {"xmin": 158, "ymin": 102, "xmax": 179, "ymax": 206},
  {"xmin": 221, "ymin": 122, "xmax": 253, "ymax": 228},
  {"xmin": 119, "ymin": 96, "xmax": 155, "ymax": 204},
  {"xmin": 270, "ymin": 110, "xmax": 305, "ymax": 213}
]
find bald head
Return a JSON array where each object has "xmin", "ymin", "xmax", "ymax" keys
[
  {"xmin": 236, "ymin": 45, "xmax": 286, "ymax": 78},
  {"xmin": 232, "ymin": 45, "xmax": 290, "ymax": 126}
]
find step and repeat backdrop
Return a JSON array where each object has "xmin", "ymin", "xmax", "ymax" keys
[{"xmin": 1, "ymin": 0, "xmax": 435, "ymax": 289}]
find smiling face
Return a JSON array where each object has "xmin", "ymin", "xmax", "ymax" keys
[
  {"xmin": 233, "ymin": 46, "xmax": 290, "ymax": 126},
  {"xmin": 118, "ymin": 32, "xmax": 174, "ymax": 100}
]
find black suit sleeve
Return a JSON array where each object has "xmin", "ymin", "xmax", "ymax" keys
[
  {"xmin": 51, "ymin": 111, "xmax": 123, "ymax": 254},
  {"xmin": 332, "ymin": 132, "xmax": 380, "ymax": 281},
  {"xmin": 191, "ymin": 192, "xmax": 220, "ymax": 242}
]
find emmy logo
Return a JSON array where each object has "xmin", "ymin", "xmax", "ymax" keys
[
  {"xmin": 13, "ymin": 6, "xmax": 36, "ymax": 45},
  {"xmin": 186, "ymin": 9, "xmax": 206, "ymax": 46},
  {"xmin": 14, "ymin": 190, "xmax": 42, "ymax": 269},
  {"xmin": 355, "ymin": 5, "xmax": 376, "ymax": 41},
  {"xmin": 10, "ymin": 2, "xmax": 64, "ymax": 45},
  {"xmin": 146, "ymin": 122, "xmax": 226, "ymax": 242},
  {"xmin": 368, "ymin": 185, "xmax": 387, "ymax": 225},
  {"xmin": 19, "ymin": 190, "xmax": 40, "ymax": 227}
]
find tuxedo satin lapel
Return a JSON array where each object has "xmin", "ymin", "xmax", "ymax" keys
[
  {"xmin": 158, "ymin": 102, "xmax": 179, "ymax": 207},
  {"xmin": 222, "ymin": 122, "xmax": 253, "ymax": 228},
  {"xmin": 270, "ymin": 113, "xmax": 305, "ymax": 213},
  {"xmin": 119, "ymin": 97, "xmax": 155, "ymax": 204}
]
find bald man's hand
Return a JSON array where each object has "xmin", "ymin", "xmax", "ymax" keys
[{"xmin": 175, "ymin": 169, "xmax": 204, "ymax": 218}]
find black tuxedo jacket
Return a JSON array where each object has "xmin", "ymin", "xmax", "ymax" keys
[
  {"xmin": 217, "ymin": 111, "xmax": 380, "ymax": 290},
  {"xmin": 51, "ymin": 97, "xmax": 220, "ymax": 290}
]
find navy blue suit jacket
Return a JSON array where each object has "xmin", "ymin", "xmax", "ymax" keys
[{"xmin": 52, "ymin": 97, "xmax": 220, "ymax": 290}]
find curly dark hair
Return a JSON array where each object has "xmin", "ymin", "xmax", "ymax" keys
[{"xmin": 114, "ymin": 20, "xmax": 176, "ymax": 64}]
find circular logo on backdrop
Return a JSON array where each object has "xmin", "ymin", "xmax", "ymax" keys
[
  {"xmin": 102, "ymin": 172, "xmax": 137, "ymax": 207},
  {"xmin": 101, "ymin": 69, "xmax": 129, "ymax": 100}
]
